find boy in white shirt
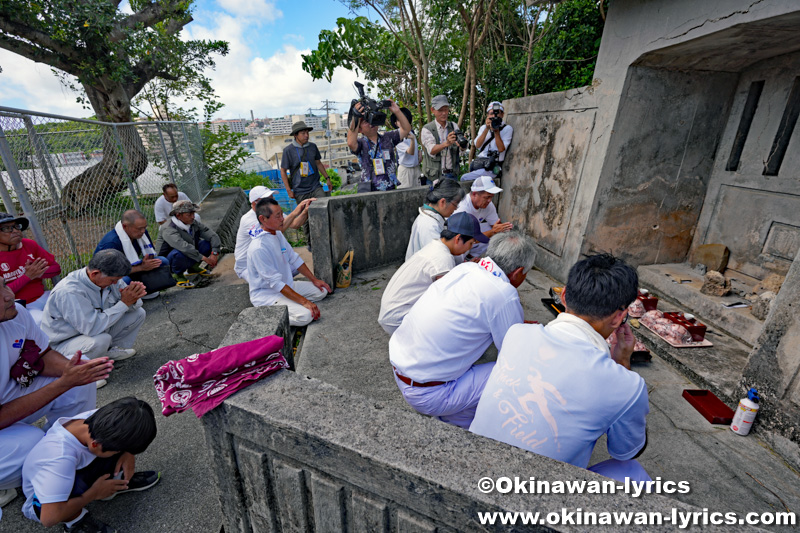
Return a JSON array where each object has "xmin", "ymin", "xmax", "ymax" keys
[
  {"xmin": 22, "ymin": 397, "xmax": 159, "ymax": 532},
  {"xmin": 379, "ymin": 212, "xmax": 486, "ymax": 334}
]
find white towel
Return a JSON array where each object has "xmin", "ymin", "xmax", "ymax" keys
[
  {"xmin": 114, "ymin": 220, "xmax": 155, "ymax": 265},
  {"xmin": 171, "ymin": 216, "xmax": 193, "ymax": 234}
]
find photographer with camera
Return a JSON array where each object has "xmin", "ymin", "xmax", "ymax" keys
[
  {"xmin": 421, "ymin": 95, "xmax": 468, "ymax": 182},
  {"xmin": 347, "ymin": 83, "xmax": 412, "ymax": 193},
  {"xmin": 460, "ymin": 101, "xmax": 513, "ymax": 182}
]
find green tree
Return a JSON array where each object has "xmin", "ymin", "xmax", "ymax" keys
[{"xmin": 0, "ymin": 0, "xmax": 228, "ymax": 212}]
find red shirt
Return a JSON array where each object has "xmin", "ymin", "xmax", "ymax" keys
[{"xmin": 0, "ymin": 239, "xmax": 61, "ymax": 304}]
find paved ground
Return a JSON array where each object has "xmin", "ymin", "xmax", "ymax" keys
[{"xmin": 3, "ymin": 256, "xmax": 799, "ymax": 531}]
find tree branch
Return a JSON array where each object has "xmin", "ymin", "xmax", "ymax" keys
[
  {"xmin": 0, "ymin": 34, "xmax": 74, "ymax": 74},
  {"xmin": 0, "ymin": 18, "xmax": 82, "ymax": 62},
  {"xmin": 110, "ymin": 0, "xmax": 191, "ymax": 43}
]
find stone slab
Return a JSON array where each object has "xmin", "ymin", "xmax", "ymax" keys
[{"xmin": 196, "ymin": 187, "xmax": 249, "ymax": 252}]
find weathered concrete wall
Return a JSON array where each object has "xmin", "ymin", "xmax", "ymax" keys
[
  {"xmin": 581, "ymin": 67, "xmax": 738, "ymax": 266},
  {"xmin": 498, "ymin": 88, "xmax": 598, "ymax": 280},
  {"xmin": 308, "ymin": 188, "xmax": 427, "ymax": 288},
  {"xmin": 196, "ymin": 187, "xmax": 249, "ymax": 252},
  {"xmin": 740, "ymin": 246, "xmax": 800, "ymax": 460}
]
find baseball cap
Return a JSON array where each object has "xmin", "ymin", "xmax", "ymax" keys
[
  {"xmin": 248, "ymin": 186, "xmax": 275, "ymax": 203},
  {"xmin": 471, "ymin": 175, "xmax": 502, "ymax": 194},
  {"xmin": 431, "ymin": 95, "xmax": 450, "ymax": 110},
  {"xmin": 446, "ymin": 212, "xmax": 489, "ymax": 243},
  {"xmin": 486, "ymin": 101, "xmax": 504, "ymax": 112}
]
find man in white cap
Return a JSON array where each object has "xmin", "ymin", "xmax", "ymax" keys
[
  {"xmin": 421, "ymin": 95, "xmax": 467, "ymax": 181},
  {"xmin": 233, "ymin": 186, "xmax": 315, "ymax": 282},
  {"xmin": 460, "ymin": 101, "xmax": 513, "ymax": 182},
  {"xmin": 453, "ymin": 176, "xmax": 513, "ymax": 257}
]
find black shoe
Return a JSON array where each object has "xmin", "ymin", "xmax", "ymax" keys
[
  {"xmin": 102, "ymin": 471, "xmax": 161, "ymax": 501},
  {"xmin": 64, "ymin": 513, "xmax": 116, "ymax": 533}
]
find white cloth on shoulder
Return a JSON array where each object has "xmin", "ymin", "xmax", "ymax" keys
[
  {"xmin": 171, "ymin": 216, "xmax": 193, "ymax": 234},
  {"xmin": 114, "ymin": 221, "xmax": 155, "ymax": 265}
]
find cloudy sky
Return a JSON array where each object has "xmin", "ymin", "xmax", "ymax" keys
[{"xmin": 0, "ymin": 0, "xmax": 368, "ymax": 121}]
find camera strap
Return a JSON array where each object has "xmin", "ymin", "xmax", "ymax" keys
[{"xmin": 478, "ymin": 131, "xmax": 495, "ymax": 156}]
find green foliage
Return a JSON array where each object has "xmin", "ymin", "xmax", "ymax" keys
[
  {"xmin": 331, "ymin": 188, "xmax": 357, "ymax": 197},
  {"xmin": 218, "ymin": 171, "xmax": 276, "ymax": 190},
  {"xmin": 201, "ymin": 125, "xmax": 250, "ymax": 185},
  {"xmin": 324, "ymin": 168, "xmax": 342, "ymax": 190}
]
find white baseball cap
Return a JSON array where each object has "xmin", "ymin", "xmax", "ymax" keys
[
  {"xmin": 471, "ymin": 175, "xmax": 502, "ymax": 194},
  {"xmin": 486, "ymin": 101, "xmax": 504, "ymax": 112},
  {"xmin": 249, "ymin": 186, "xmax": 275, "ymax": 203}
]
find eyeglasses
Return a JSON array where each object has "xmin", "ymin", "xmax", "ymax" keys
[{"xmin": 0, "ymin": 224, "xmax": 23, "ymax": 233}]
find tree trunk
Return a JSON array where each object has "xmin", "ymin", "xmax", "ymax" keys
[{"xmin": 60, "ymin": 82, "xmax": 148, "ymax": 213}]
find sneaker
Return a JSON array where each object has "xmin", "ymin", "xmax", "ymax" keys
[
  {"xmin": 0, "ymin": 488, "xmax": 16, "ymax": 507},
  {"xmin": 102, "ymin": 471, "xmax": 161, "ymax": 501},
  {"xmin": 106, "ymin": 347, "xmax": 136, "ymax": 361},
  {"xmin": 172, "ymin": 273, "xmax": 195, "ymax": 288},
  {"xmin": 141, "ymin": 292, "xmax": 160, "ymax": 300},
  {"xmin": 95, "ymin": 379, "xmax": 108, "ymax": 389},
  {"xmin": 63, "ymin": 512, "xmax": 116, "ymax": 532}
]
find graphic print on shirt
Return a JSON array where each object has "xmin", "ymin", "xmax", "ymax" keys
[{"xmin": 517, "ymin": 368, "xmax": 568, "ymax": 452}]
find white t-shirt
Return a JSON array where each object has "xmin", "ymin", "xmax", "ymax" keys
[
  {"xmin": 405, "ymin": 207, "xmax": 445, "ymax": 261},
  {"xmin": 379, "ymin": 240, "xmax": 455, "ymax": 330},
  {"xmin": 389, "ymin": 258, "xmax": 523, "ymax": 383},
  {"xmin": 154, "ymin": 192, "xmax": 190, "ymax": 223},
  {"xmin": 474, "ymin": 124, "xmax": 513, "ymax": 161},
  {"xmin": 470, "ymin": 315, "xmax": 649, "ymax": 469},
  {"xmin": 247, "ymin": 231, "xmax": 305, "ymax": 307},
  {"xmin": 234, "ymin": 209, "xmax": 262, "ymax": 279},
  {"xmin": 0, "ymin": 304, "xmax": 50, "ymax": 402},
  {"xmin": 396, "ymin": 132, "xmax": 420, "ymax": 168},
  {"xmin": 21, "ymin": 409, "xmax": 98, "ymax": 521},
  {"xmin": 454, "ymin": 195, "xmax": 499, "ymax": 257}
]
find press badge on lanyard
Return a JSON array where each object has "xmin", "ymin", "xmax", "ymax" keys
[{"xmin": 300, "ymin": 161, "xmax": 311, "ymax": 177}]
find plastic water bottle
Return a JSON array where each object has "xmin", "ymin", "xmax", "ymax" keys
[{"xmin": 731, "ymin": 388, "xmax": 760, "ymax": 436}]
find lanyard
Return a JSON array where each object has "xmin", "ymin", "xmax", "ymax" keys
[
  {"xmin": 368, "ymin": 134, "xmax": 383, "ymax": 160},
  {"xmin": 295, "ymin": 146, "xmax": 306, "ymax": 163}
]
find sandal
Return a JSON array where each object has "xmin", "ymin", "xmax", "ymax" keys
[{"xmin": 172, "ymin": 273, "xmax": 196, "ymax": 288}]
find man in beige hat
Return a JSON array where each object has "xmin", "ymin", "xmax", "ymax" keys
[
  {"xmin": 156, "ymin": 200, "xmax": 221, "ymax": 287},
  {"xmin": 280, "ymin": 121, "xmax": 332, "ymax": 245}
]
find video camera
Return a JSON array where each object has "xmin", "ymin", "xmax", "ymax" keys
[
  {"xmin": 489, "ymin": 102, "xmax": 503, "ymax": 130},
  {"xmin": 349, "ymin": 81, "xmax": 392, "ymax": 128}
]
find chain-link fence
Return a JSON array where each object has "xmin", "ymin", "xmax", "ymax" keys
[{"xmin": 0, "ymin": 106, "xmax": 210, "ymax": 276}]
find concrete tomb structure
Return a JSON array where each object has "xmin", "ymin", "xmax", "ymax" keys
[{"xmin": 492, "ymin": 0, "xmax": 800, "ymax": 465}]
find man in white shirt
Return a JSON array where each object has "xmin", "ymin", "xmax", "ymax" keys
[
  {"xmin": 389, "ymin": 231, "xmax": 536, "ymax": 429},
  {"xmin": 379, "ymin": 212, "xmax": 486, "ymax": 334},
  {"xmin": 470, "ymin": 254, "xmax": 651, "ymax": 482},
  {"xmin": 154, "ymin": 183, "xmax": 191, "ymax": 225},
  {"xmin": 0, "ymin": 276, "xmax": 110, "ymax": 509},
  {"xmin": 453, "ymin": 176, "xmax": 513, "ymax": 257},
  {"xmin": 233, "ymin": 186, "xmax": 314, "ymax": 283},
  {"xmin": 393, "ymin": 107, "xmax": 421, "ymax": 188},
  {"xmin": 247, "ymin": 197, "xmax": 332, "ymax": 326},
  {"xmin": 461, "ymin": 101, "xmax": 513, "ymax": 182}
]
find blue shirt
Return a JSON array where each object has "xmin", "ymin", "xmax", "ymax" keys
[{"xmin": 94, "ymin": 228, "xmax": 154, "ymax": 257}]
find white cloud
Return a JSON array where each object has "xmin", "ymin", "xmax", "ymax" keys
[
  {"xmin": 0, "ymin": 51, "xmax": 88, "ymax": 117},
  {"xmin": 216, "ymin": 0, "xmax": 282, "ymax": 21}
]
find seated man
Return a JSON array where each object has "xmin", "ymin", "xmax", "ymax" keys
[
  {"xmin": 233, "ymin": 186, "xmax": 313, "ymax": 283},
  {"xmin": 42, "ymin": 250, "xmax": 147, "ymax": 368},
  {"xmin": 157, "ymin": 200, "xmax": 221, "ymax": 287},
  {"xmin": 94, "ymin": 210, "xmax": 174, "ymax": 299},
  {"xmin": 0, "ymin": 213, "xmax": 61, "ymax": 325},
  {"xmin": 453, "ymin": 176, "xmax": 512, "ymax": 258},
  {"xmin": 247, "ymin": 197, "xmax": 331, "ymax": 326},
  {"xmin": 154, "ymin": 183, "xmax": 193, "ymax": 225},
  {"xmin": 21, "ymin": 397, "xmax": 159, "ymax": 532},
  {"xmin": 389, "ymin": 231, "xmax": 536, "ymax": 429},
  {"xmin": 0, "ymin": 277, "xmax": 110, "ymax": 511},
  {"xmin": 470, "ymin": 254, "xmax": 650, "ymax": 483},
  {"xmin": 378, "ymin": 212, "xmax": 486, "ymax": 335}
]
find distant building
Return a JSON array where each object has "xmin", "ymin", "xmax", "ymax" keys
[
  {"xmin": 268, "ymin": 114, "xmax": 324, "ymax": 135},
  {"xmin": 201, "ymin": 119, "xmax": 247, "ymax": 134}
]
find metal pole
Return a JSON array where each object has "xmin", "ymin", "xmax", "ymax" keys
[
  {"xmin": 181, "ymin": 123, "xmax": 200, "ymax": 201},
  {"xmin": 0, "ymin": 123, "xmax": 53, "ymax": 252},
  {"xmin": 23, "ymin": 117, "xmax": 80, "ymax": 263},
  {"xmin": 155, "ymin": 123, "xmax": 176, "ymax": 183},
  {"xmin": 111, "ymin": 124, "xmax": 143, "ymax": 212},
  {"xmin": 193, "ymin": 123, "xmax": 209, "ymax": 192},
  {"xmin": 0, "ymin": 174, "xmax": 17, "ymax": 216}
]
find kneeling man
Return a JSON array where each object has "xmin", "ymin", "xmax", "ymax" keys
[
  {"xmin": 470, "ymin": 253, "xmax": 650, "ymax": 482},
  {"xmin": 247, "ymin": 197, "xmax": 331, "ymax": 326},
  {"xmin": 389, "ymin": 231, "xmax": 536, "ymax": 429}
]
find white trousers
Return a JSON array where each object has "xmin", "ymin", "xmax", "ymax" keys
[
  {"xmin": 25, "ymin": 291, "xmax": 50, "ymax": 326},
  {"xmin": 272, "ymin": 281, "xmax": 328, "ymax": 326},
  {"xmin": 53, "ymin": 307, "xmax": 146, "ymax": 359},
  {"xmin": 0, "ymin": 373, "xmax": 96, "ymax": 489},
  {"xmin": 394, "ymin": 362, "xmax": 495, "ymax": 429},
  {"xmin": 397, "ymin": 165, "xmax": 421, "ymax": 189}
]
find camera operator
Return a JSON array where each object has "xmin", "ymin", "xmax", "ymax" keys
[
  {"xmin": 421, "ymin": 95, "xmax": 468, "ymax": 182},
  {"xmin": 347, "ymin": 99, "xmax": 412, "ymax": 193},
  {"xmin": 460, "ymin": 102, "xmax": 513, "ymax": 182}
]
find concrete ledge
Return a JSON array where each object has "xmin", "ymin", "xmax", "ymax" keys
[
  {"xmin": 308, "ymin": 188, "xmax": 427, "ymax": 288},
  {"xmin": 196, "ymin": 187, "xmax": 249, "ymax": 252},
  {"xmin": 219, "ymin": 305, "xmax": 293, "ymax": 370}
]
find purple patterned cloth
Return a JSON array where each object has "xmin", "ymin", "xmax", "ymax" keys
[{"xmin": 353, "ymin": 130, "xmax": 403, "ymax": 191}]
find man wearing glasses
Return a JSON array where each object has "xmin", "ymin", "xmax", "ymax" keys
[
  {"xmin": 0, "ymin": 213, "xmax": 61, "ymax": 325},
  {"xmin": 470, "ymin": 254, "xmax": 650, "ymax": 483},
  {"xmin": 246, "ymin": 197, "xmax": 331, "ymax": 326}
]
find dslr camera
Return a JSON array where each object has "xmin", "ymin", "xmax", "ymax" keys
[
  {"xmin": 454, "ymin": 131, "xmax": 469, "ymax": 150},
  {"xmin": 489, "ymin": 102, "xmax": 503, "ymax": 130},
  {"xmin": 349, "ymin": 81, "xmax": 392, "ymax": 128},
  {"xmin": 482, "ymin": 150, "xmax": 500, "ymax": 171}
]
